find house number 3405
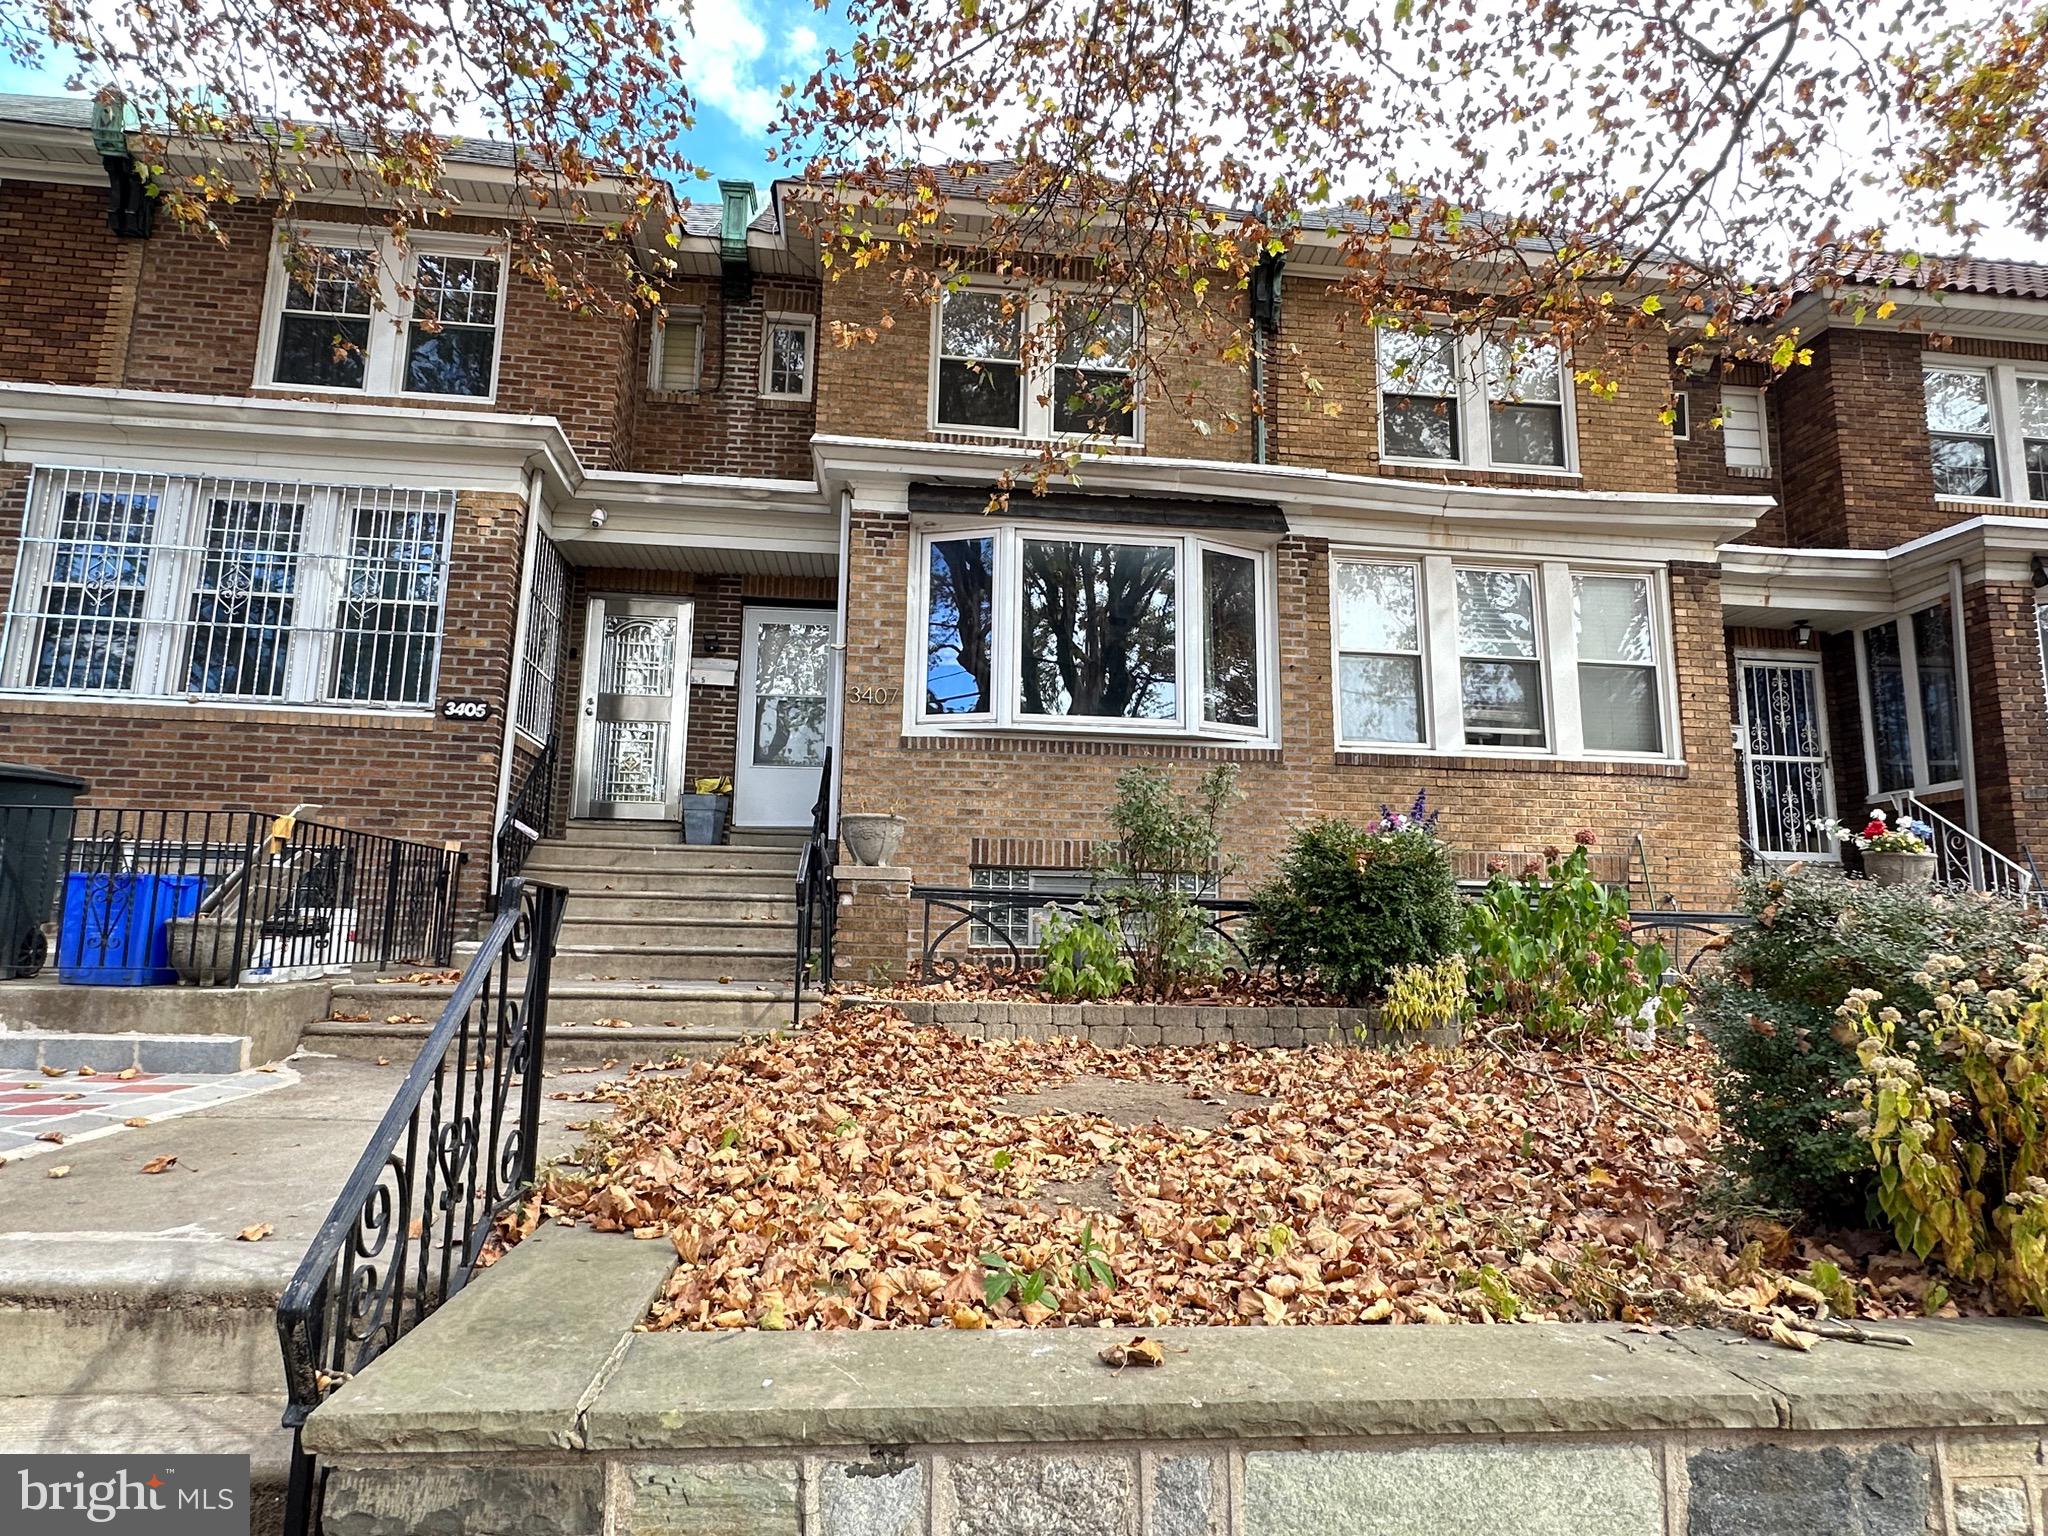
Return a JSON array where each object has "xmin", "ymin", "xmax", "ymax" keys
[{"xmin": 846, "ymin": 684, "xmax": 900, "ymax": 706}]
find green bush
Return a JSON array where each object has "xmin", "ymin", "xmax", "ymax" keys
[
  {"xmin": 1463, "ymin": 840, "xmax": 1678, "ymax": 1043},
  {"xmin": 1698, "ymin": 866, "xmax": 2043, "ymax": 1225},
  {"xmin": 1247, "ymin": 809, "xmax": 1460, "ymax": 1004},
  {"xmin": 1380, "ymin": 955, "xmax": 1471, "ymax": 1034},
  {"xmin": 1093, "ymin": 765, "xmax": 1241, "ymax": 994},
  {"xmin": 1038, "ymin": 904, "xmax": 1133, "ymax": 1000}
]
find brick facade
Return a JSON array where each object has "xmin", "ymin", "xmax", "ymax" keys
[{"xmin": 1962, "ymin": 582, "xmax": 2048, "ymax": 861}]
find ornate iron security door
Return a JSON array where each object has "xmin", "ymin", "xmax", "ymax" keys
[
  {"xmin": 571, "ymin": 596, "xmax": 693, "ymax": 820},
  {"xmin": 1736, "ymin": 657, "xmax": 1837, "ymax": 859}
]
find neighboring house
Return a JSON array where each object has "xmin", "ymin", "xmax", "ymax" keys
[{"xmin": 0, "ymin": 91, "xmax": 2041, "ymax": 968}]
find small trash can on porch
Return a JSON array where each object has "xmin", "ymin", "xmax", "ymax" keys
[
  {"xmin": 57, "ymin": 870, "xmax": 207, "ymax": 986},
  {"xmin": 0, "ymin": 762, "xmax": 88, "ymax": 979}
]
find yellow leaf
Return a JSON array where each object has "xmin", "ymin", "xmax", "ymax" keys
[
  {"xmin": 237, "ymin": 1223, "xmax": 274, "ymax": 1243},
  {"xmin": 46, "ymin": 1165, "xmax": 70, "ymax": 1179},
  {"xmin": 115, "ymin": 1066, "xmax": 140, "ymax": 1080},
  {"xmin": 947, "ymin": 1307, "xmax": 986, "ymax": 1329}
]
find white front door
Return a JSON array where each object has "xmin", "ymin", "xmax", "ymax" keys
[
  {"xmin": 571, "ymin": 596, "xmax": 693, "ymax": 820},
  {"xmin": 733, "ymin": 606, "xmax": 832, "ymax": 828},
  {"xmin": 1736, "ymin": 656, "xmax": 1837, "ymax": 859}
]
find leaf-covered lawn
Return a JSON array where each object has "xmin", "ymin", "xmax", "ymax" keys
[{"xmin": 526, "ymin": 1007, "xmax": 1970, "ymax": 1334}]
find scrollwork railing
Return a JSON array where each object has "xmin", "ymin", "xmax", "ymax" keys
[
  {"xmin": 275, "ymin": 876, "xmax": 566, "ymax": 1536},
  {"xmin": 911, "ymin": 885, "xmax": 1259, "ymax": 981}
]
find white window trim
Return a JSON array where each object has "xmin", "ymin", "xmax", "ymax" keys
[
  {"xmin": 927, "ymin": 281, "xmax": 1146, "ymax": 447},
  {"xmin": 1330, "ymin": 555, "xmax": 1431, "ymax": 750},
  {"xmin": 1853, "ymin": 602, "xmax": 1966, "ymax": 798},
  {"xmin": 648, "ymin": 309, "xmax": 705, "ymax": 394},
  {"xmin": 253, "ymin": 222, "xmax": 508, "ymax": 404},
  {"xmin": 905, "ymin": 519, "xmax": 1276, "ymax": 744},
  {"xmin": 1717, "ymin": 385, "xmax": 1771, "ymax": 471},
  {"xmin": 0, "ymin": 464, "xmax": 456, "ymax": 715},
  {"xmin": 759, "ymin": 312, "xmax": 816, "ymax": 401},
  {"xmin": 1921, "ymin": 354, "xmax": 2048, "ymax": 507},
  {"xmin": 1671, "ymin": 391, "xmax": 1691, "ymax": 441},
  {"xmin": 1330, "ymin": 550, "xmax": 1683, "ymax": 764},
  {"xmin": 1373, "ymin": 328, "xmax": 1580, "ymax": 477}
]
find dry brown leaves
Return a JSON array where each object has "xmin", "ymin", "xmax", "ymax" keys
[
  {"xmin": 855, "ymin": 962, "xmax": 1345, "ymax": 1008},
  {"xmin": 530, "ymin": 1007, "xmax": 1972, "ymax": 1334}
]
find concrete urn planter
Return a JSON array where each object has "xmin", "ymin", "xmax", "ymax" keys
[
  {"xmin": 1864, "ymin": 849, "xmax": 1936, "ymax": 887},
  {"xmin": 839, "ymin": 813, "xmax": 907, "ymax": 867},
  {"xmin": 165, "ymin": 915, "xmax": 246, "ymax": 987}
]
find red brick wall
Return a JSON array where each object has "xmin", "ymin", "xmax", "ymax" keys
[
  {"xmin": 836, "ymin": 506, "xmax": 1743, "ymax": 942},
  {"xmin": 1963, "ymin": 581, "xmax": 2048, "ymax": 860},
  {"xmin": 0, "ymin": 467, "xmax": 528, "ymax": 880},
  {"xmin": 0, "ymin": 182, "xmax": 134, "ymax": 387},
  {"xmin": 1773, "ymin": 329, "xmax": 1946, "ymax": 550},
  {"xmin": 1675, "ymin": 364, "xmax": 1786, "ymax": 543}
]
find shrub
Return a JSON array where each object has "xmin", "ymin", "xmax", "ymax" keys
[
  {"xmin": 1247, "ymin": 797, "xmax": 1460, "ymax": 1004},
  {"xmin": 1093, "ymin": 765, "xmax": 1241, "ymax": 994},
  {"xmin": 1380, "ymin": 955, "xmax": 1471, "ymax": 1034},
  {"xmin": 1038, "ymin": 905, "xmax": 1133, "ymax": 1001},
  {"xmin": 1839, "ymin": 953, "xmax": 2048, "ymax": 1315},
  {"xmin": 1463, "ymin": 838, "xmax": 1678, "ymax": 1043},
  {"xmin": 1698, "ymin": 867, "xmax": 2043, "ymax": 1225}
]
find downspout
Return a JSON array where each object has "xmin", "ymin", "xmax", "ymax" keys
[
  {"xmin": 1949, "ymin": 559, "xmax": 1980, "ymax": 839},
  {"xmin": 1249, "ymin": 249, "xmax": 1286, "ymax": 466},
  {"xmin": 490, "ymin": 468, "xmax": 548, "ymax": 892},
  {"xmin": 828, "ymin": 486, "xmax": 852, "ymax": 835}
]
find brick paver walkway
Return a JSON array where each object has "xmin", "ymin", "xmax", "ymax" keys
[{"xmin": 0, "ymin": 1066, "xmax": 299, "ymax": 1163}]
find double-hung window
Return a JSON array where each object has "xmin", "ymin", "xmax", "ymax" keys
[
  {"xmin": 1333, "ymin": 555, "xmax": 1676, "ymax": 760},
  {"xmin": 931, "ymin": 285, "xmax": 1143, "ymax": 442},
  {"xmin": 1719, "ymin": 387, "xmax": 1770, "ymax": 471},
  {"xmin": 3, "ymin": 466, "xmax": 454, "ymax": 712},
  {"xmin": 1925, "ymin": 367, "xmax": 2000, "ymax": 498},
  {"xmin": 2022, "ymin": 376, "xmax": 2048, "ymax": 502},
  {"xmin": 262, "ymin": 226, "xmax": 505, "ymax": 401},
  {"xmin": 915, "ymin": 524, "xmax": 1270, "ymax": 740},
  {"xmin": 761, "ymin": 313, "xmax": 815, "ymax": 400},
  {"xmin": 1856, "ymin": 599, "xmax": 1963, "ymax": 794},
  {"xmin": 1375, "ymin": 328, "xmax": 1576, "ymax": 472},
  {"xmin": 650, "ymin": 310, "xmax": 704, "ymax": 393}
]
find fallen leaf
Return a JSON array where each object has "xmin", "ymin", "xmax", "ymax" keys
[
  {"xmin": 375, "ymin": 1057, "xmax": 391, "ymax": 1067},
  {"xmin": 115, "ymin": 1066, "xmax": 140, "ymax": 1080},
  {"xmin": 947, "ymin": 1307, "xmax": 986, "ymax": 1330},
  {"xmin": 140, "ymin": 1155, "xmax": 178, "ymax": 1175},
  {"xmin": 123, "ymin": 1117, "xmax": 150, "ymax": 1129},
  {"xmin": 36, "ymin": 1131, "xmax": 65, "ymax": 1145},
  {"xmin": 1767, "ymin": 1320, "xmax": 1818, "ymax": 1352},
  {"xmin": 46, "ymin": 1165, "xmax": 69, "ymax": 1178},
  {"xmin": 76, "ymin": 1064, "xmax": 97, "ymax": 1078},
  {"xmin": 1099, "ymin": 1336, "xmax": 1167, "ymax": 1369},
  {"xmin": 237, "ymin": 1223, "xmax": 275, "ymax": 1243},
  {"xmin": 38, "ymin": 1065, "xmax": 65, "ymax": 1079}
]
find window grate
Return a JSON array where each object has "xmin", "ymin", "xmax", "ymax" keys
[
  {"xmin": 516, "ymin": 534, "xmax": 568, "ymax": 741},
  {"xmin": 3, "ymin": 466, "xmax": 454, "ymax": 710}
]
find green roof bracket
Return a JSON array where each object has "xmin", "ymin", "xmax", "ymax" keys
[{"xmin": 718, "ymin": 178, "xmax": 757, "ymax": 301}]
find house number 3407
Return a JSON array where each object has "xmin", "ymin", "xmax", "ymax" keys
[{"xmin": 846, "ymin": 684, "xmax": 900, "ymax": 706}]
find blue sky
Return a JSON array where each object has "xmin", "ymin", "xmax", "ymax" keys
[{"xmin": 0, "ymin": 0, "xmax": 844, "ymax": 193}]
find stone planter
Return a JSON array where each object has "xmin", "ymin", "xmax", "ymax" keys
[
  {"xmin": 840, "ymin": 813, "xmax": 907, "ymax": 867},
  {"xmin": 165, "ymin": 915, "xmax": 246, "ymax": 986},
  {"xmin": 1864, "ymin": 849, "xmax": 1936, "ymax": 886},
  {"xmin": 680, "ymin": 793, "xmax": 730, "ymax": 846}
]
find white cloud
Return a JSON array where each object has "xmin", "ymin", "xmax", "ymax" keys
[
  {"xmin": 783, "ymin": 24, "xmax": 823, "ymax": 70},
  {"xmin": 679, "ymin": 0, "xmax": 784, "ymax": 138}
]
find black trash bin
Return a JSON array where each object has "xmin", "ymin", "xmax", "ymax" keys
[{"xmin": 0, "ymin": 762, "xmax": 87, "ymax": 978}]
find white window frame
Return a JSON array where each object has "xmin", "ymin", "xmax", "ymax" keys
[
  {"xmin": 0, "ymin": 464, "xmax": 455, "ymax": 716},
  {"xmin": 759, "ymin": 312, "xmax": 816, "ymax": 401},
  {"xmin": 927, "ymin": 281, "xmax": 1145, "ymax": 446},
  {"xmin": 254, "ymin": 223, "xmax": 507, "ymax": 404},
  {"xmin": 1572, "ymin": 570, "xmax": 1668, "ymax": 758},
  {"xmin": 1853, "ymin": 600, "xmax": 1966, "ymax": 797},
  {"xmin": 907, "ymin": 520, "xmax": 1275, "ymax": 744},
  {"xmin": 649, "ymin": 309, "xmax": 705, "ymax": 394},
  {"xmin": 1670, "ymin": 391, "xmax": 1691, "ymax": 440},
  {"xmin": 1373, "ymin": 328, "xmax": 1579, "ymax": 476},
  {"xmin": 1329, "ymin": 551, "xmax": 1683, "ymax": 763},
  {"xmin": 1330, "ymin": 556, "xmax": 1430, "ymax": 749},
  {"xmin": 1718, "ymin": 386, "xmax": 1771, "ymax": 471},
  {"xmin": 1921, "ymin": 355, "xmax": 2048, "ymax": 507}
]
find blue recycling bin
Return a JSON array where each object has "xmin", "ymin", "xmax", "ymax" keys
[{"xmin": 57, "ymin": 871, "xmax": 206, "ymax": 986}]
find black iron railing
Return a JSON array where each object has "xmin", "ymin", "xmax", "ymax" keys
[
  {"xmin": 275, "ymin": 876, "xmax": 566, "ymax": 1536},
  {"xmin": 0, "ymin": 804, "xmax": 466, "ymax": 986},
  {"xmin": 495, "ymin": 738, "xmax": 559, "ymax": 889},
  {"xmin": 793, "ymin": 748, "xmax": 836, "ymax": 1024},
  {"xmin": 911, "ymin": 885, "xmax": 1259, "ymax": 980},
  {"xmin": 1624, "ymin": 910, "xmax": 1752, "ymax": 977}
]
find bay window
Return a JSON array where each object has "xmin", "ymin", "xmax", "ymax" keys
[
  {"xmin": 261, "ymin": 226, "xmax": 505, "ymax": 401},
  {"xmin": 1924, "ymin": 367, "xmax": 2000, "ymax": 498},
  {"xmin": 931, "ymin": 285, "xmax": 1142, "ymax": 442},
  {"xmin": 1376, "ymin": 328, "xmax": 1577, "ymax": 473},
  {"xmin": 1333, "ymin": 554, "xmax": 1677, "ymax": 760},
  {"xmin": 3, "ymin": 466, "xmax": 453, "ymax": 711},
  {"xmin": 1856, "ymin": 599, "xmax": 1963, "ymax": 794},
  {"xmin": 914, "ymin": 524, "xmax": 1270, "ymax": 739}
]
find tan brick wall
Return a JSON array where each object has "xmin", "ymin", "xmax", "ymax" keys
[
  {"xmin": 836, "ymin": 506, "xmax": 1743, "ymax": 969},
  {"xmin": 0, "ymin": 470, "xmax": 528, "ymax": 899},
  {"xmin": 1267, "ymin": 282, "xmax": 1681, "ymax": 494}
]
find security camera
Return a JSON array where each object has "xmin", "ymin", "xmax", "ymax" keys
[{"xmin": 588, "ymin": 507, "xmax": 608, "ymax": 530}]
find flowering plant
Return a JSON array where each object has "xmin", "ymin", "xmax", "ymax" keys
[
  {"xmin": 1811, "ymin": 809, "xmax": 1932, "ymax": 855},
  {"xmin": 1371, "ymin": 788, "xmax": 1442, "ymax": 837}
]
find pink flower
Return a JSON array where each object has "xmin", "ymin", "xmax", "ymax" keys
[{"xmin": 1574, "ymin": 828, "xmax": 1598, "ymax": 847}]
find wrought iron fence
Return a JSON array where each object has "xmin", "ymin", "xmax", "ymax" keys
[
  {"xmin": 275, "ymin": 876, "xmax": 566, "ymax": 1536},
  {"xmin": 911, "ymin": 884, "xmax": 1259, "ymax": 980},
  {"xmin": 793, "ymin": 748, "xmax": 836, "ymax": 1024},
  {"xmin": 1624, "ymin": 911, "xmax": 1752, "ymax": 978},
  {"xmin": 495, "ymin": 737, "xmax": 558, "ymax": 888},
  {"xmin": 0, "ymin": 803, "xmax": 465, "ymax": 985}
]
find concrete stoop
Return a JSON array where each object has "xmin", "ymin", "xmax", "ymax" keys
[
  {"xmin": 301, "ymin": 1229, "xmax": 2048, "ymax": 1536},
  {"xmin": 0, "ymin": 976, "xmax": 329, "ymax": 1065},
  {"xmin": 0, "ymin": 1029, "xmax": 256, "ymax": 1074}
]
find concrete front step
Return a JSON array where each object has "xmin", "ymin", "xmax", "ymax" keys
[
  {"xmin": 459, "ymin": 947, "xmax": 797, "ymax": 983},
  {"xmin": 0, "ymin": 1030, "xmax": 256, "ymax": 1075},
  {"xmin": 525, "ymin": 844, "xmax": 800, "ymax": 875},
  {"xmin": 561, "ymin": 819, "xmax": 807, "ymax": 849},
  {"xmin": 537, "ymin": 889, "xmax": 800, "ymax": 920},
  {"xmin": 306, "ymin": 1019, "xmax": 788, "ymax": 1065},
  {"xmin": 552, "ymin": 916, "xmax": 798, "ymax": 950},
  {"xmin": 326, "ymin": 980, "xmax": 818, "ymax": 1038},
  {"xmin": 520, "ymin": 865, "xmax": 798, "ymax": 897}
]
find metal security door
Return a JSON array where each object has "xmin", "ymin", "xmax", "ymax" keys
[
  {"xmin": 571, "ymin": 597, "xmax": 693, "ymax": 820},
  {"xmin": 1736, "ymin": 657, "xmax": 1837, "ymax": 859},
  {"xmin": 733, "ymin": 606, "xmax": 831, "ymax": 827}
]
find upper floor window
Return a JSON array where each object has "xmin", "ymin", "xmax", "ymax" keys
[
  {"xmin": 2, "ymin": 466, "xmax": 453, "ymax": 711},
  {"xmin": 931, "ymin": 286, "xmax": 1143, "ymax": 442},
  {"xmin": 1670, "ymin": 391, "xmax": 1691, "ymax": 440},
  {"xmin": 1375, "ymin": 329, "xmax": 1575, "ymax": 473},
  {"xmin": 1857, "ymin": 599, "xmax": 1962, "ymax": 794},
  {"xmin": 760, "ymin": 313, "xmax": 814, "ymax": 400},
  {"xmin": 1332, "ymin": 553, "xmax": 1676, "ymax": 761},
  {"xmin": 1920, "ymin": 359, "xmax": 2048, "ymax": 504},
  {"xmin": 1719, "ymin": 386, "xmax": 1770, "ymax": 471},
  {"xmin": 914, "ymin": 523, "xmax": 1269, "ymax": 740},
  {"xmin": 260, "ymin": 227, "xmax": 505, "ymax": 402},
  {"xmin": 650, "ymin": 310, "xmax": 704, "ymax": 393}
]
